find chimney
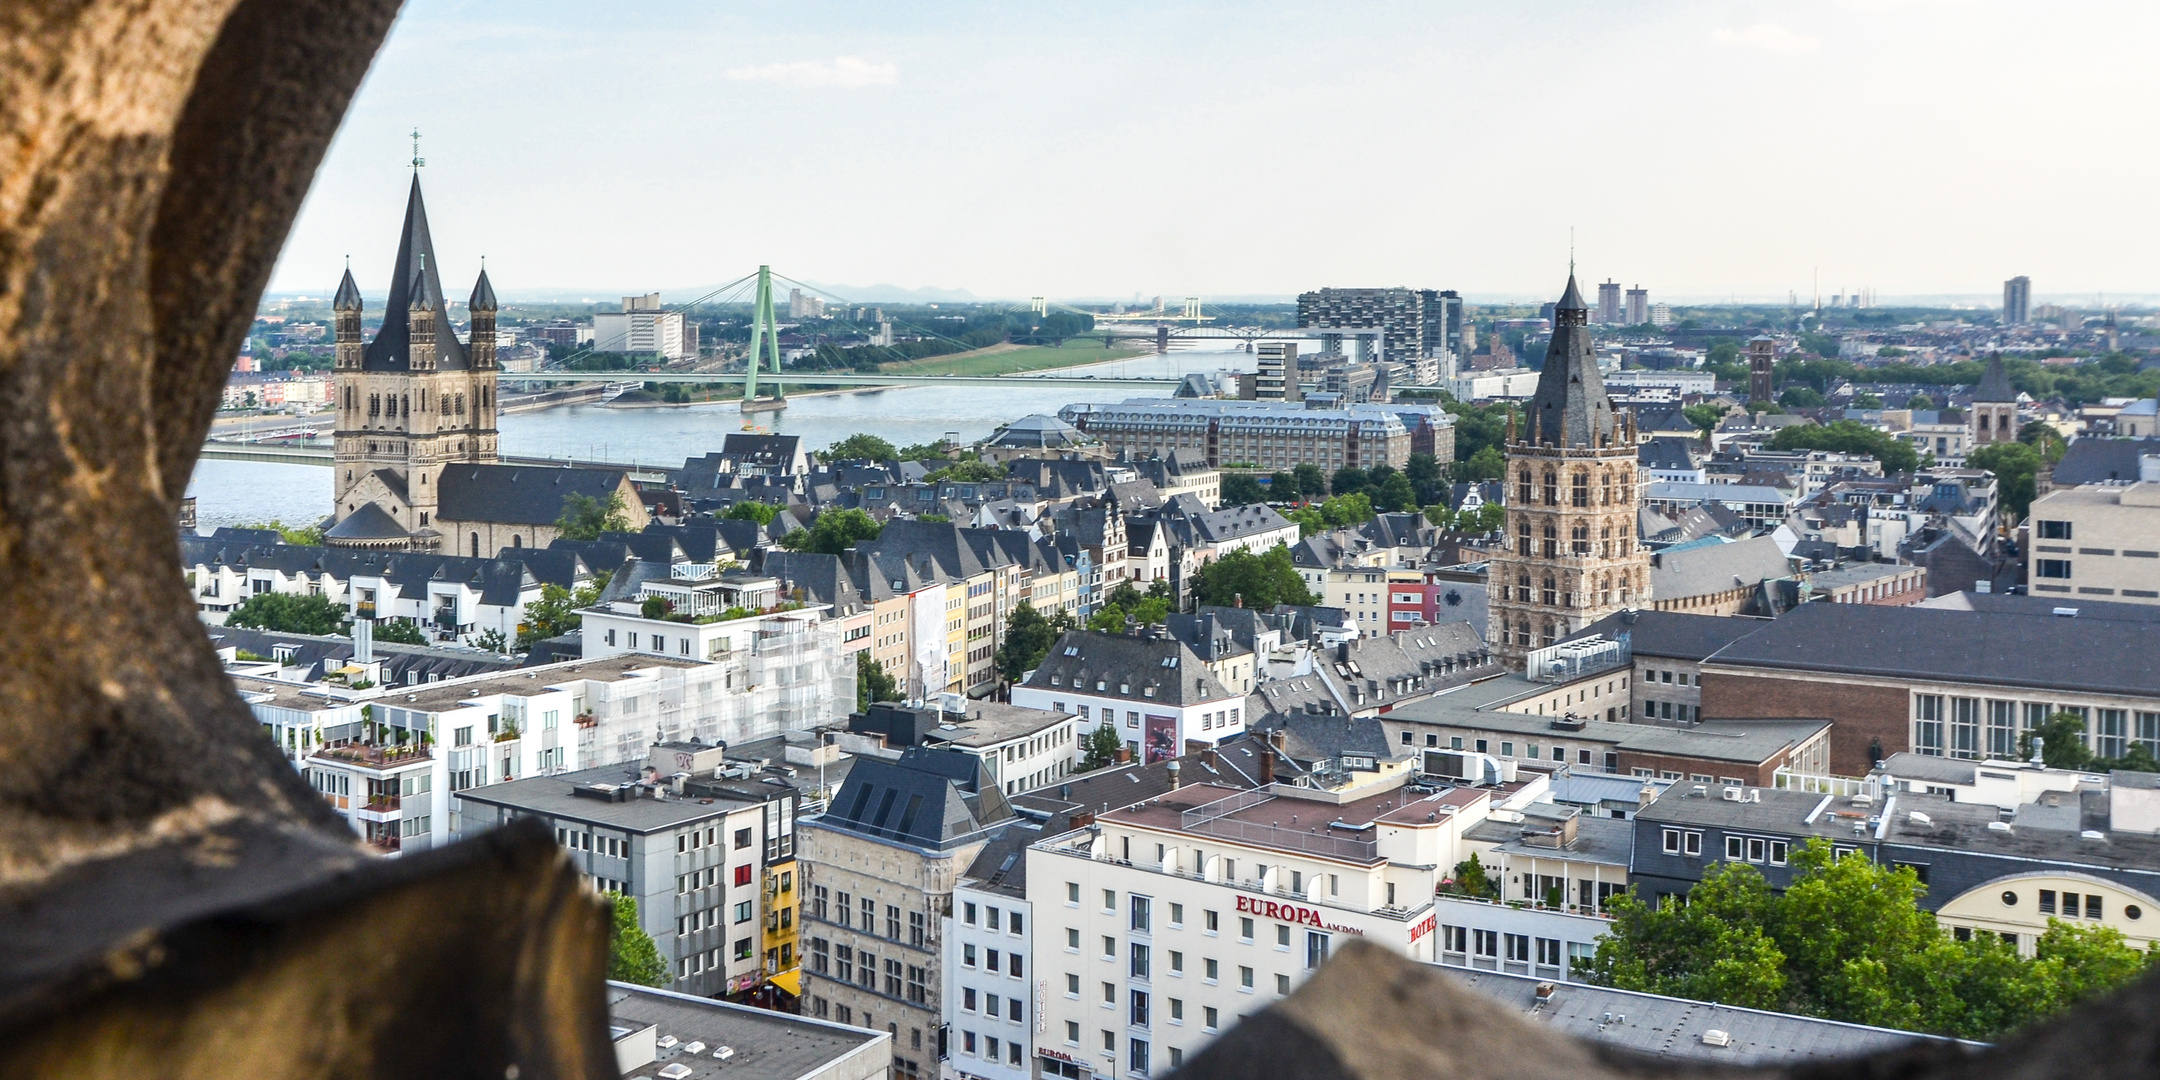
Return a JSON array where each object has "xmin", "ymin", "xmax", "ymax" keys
[
  {"xmin": 1114, "ymin": 746, "xmax": 1133, "ymax": 764},
  {"xmin": 1260, "ymin": 749, "xmax": 1276, "ymax": 785},
  {"xmin": 352, "ymin": 618, "xmax": 374, "ymax": 664},
  {"xmin": 1269, "ymin": 729, "xmax": 1287, "ymax": 752},
  {"xmin": 1070, "ymin": 812, "xmax": 1096, "ymax": 829},
  {"xmin": 1233, "ymin": 592, "xmax": 1243, "ymax": 609},
  {"xmin": 1166, "ymin": 759, "xmax": 1181, "ymax": 788},
  {"xmin": 1201, "ymin": 747, "xmax": 1218, "ymax": 770}
]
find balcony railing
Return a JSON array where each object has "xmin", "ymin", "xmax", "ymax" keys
[
  {"xmin": 364, "ymin": 794, "xmax": 402, "ymax": 812},
  {"xmin": 312, "ymin": 743, "xmax": 432, "ymax": 767}
]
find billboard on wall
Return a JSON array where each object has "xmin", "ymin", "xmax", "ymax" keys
[{"xmin": 1144, "ymin": 714, "xmax": 1179, "ymax": 763}]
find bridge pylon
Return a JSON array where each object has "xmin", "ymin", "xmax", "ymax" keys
[{"xmin": 742, "ymin": 265, "xmax": 786, "ymax": 412}]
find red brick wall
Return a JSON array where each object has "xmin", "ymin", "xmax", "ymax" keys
[{"xmin": 1700, "ymin": 669, "xmax": 1908, "ymax": 776}]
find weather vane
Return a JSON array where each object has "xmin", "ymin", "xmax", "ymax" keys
[{"xmin": 411, "ymin": 127, "xmax": 425, "ymax": 171}]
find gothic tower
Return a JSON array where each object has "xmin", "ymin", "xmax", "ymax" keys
[
  {"xmin": 1488, "ymin": 275, "xmax": 1652, "ymax": 670},
  {"xmin": 1747, "ymin": 335, "xmax": 1775, "ymax": 406},
  {"xmin": 1970, "ymin": 354, "xmax": 2017, "ymax": 447},
  {"xmin": 331, "ymin": 175, "xmax": 500, "ymax": 549}
]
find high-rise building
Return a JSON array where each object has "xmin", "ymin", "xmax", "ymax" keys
[
  {"xmin": 1487, "ymin": 275, "xmax": 1650, "ymax": 668},
  {"xmin": 1294, "ymin": 287, "xmax": 1447, "ymax": 367},
  {"xmin": 1649, "ymin": 302, "xmax": 1674, "ymax": 328},
  {"xmin": 592, "ymin": 293, "xmax": 693, "ymax": 360},
  {"xmin": 1438, "ymin": 290, "xmax": 1466, "ymax": 379},
  {"xmin": 331, "ymin": 175, "xmax": 501, "ymax": 546},
  {"xmin": 2004, "ymin": 276, "xmax": 2032, "ymax": 325},
  {"xmin": 1253, "ymin": 342, "xmax": 1300, "ymax": 401},
  {"xmin": 1748, "ymin": 336, "xmax": 1775, "ymax": 405},
  {"xmin": 1624, "ymin": 286, "xmax": 1648, "ymax": 326},
  {"xmin": 1970, "ymin": 354, "xmax": 2018, "ymax": 446},
  {"xmin": 1596, "ymin": 280, "xmax": 1622, "ymax": 325}
]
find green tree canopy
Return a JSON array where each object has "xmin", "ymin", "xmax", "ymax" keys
[
  {"xmin": 857, "ymin": 651, "xmax": 898, "ymax": 711},
  {"xmin": 924, "ymin": 460, "xmax": 1007, "ymax": 484},
  {"xmin": 228, "ymin": 592, "xmax": 350, "ymax": 637},
  {"xmin": 1458, "ymin": 445, "xmax": 1505, "ymax": 481},
  {"xmin": 516, "ymin": 574, "xmax": 609, "ymax": 651},
  {"xmin": 824, "ymin": 433, "xmax": 899, "ymax": 462},
  {"xmin": 1291, "ymin": 464, "xmax": 1329, "ymax": 500},
  {"xmin": 1187, "ymin": 544, "xmax": 1317, "ymax": 611},
  {"xmin": 1219, "ymin": 472, "xmax": 1266, "ymax": 506},
  {"xmin": 1778, "ymin": 386, "xmax": 1826, "ymax": 409},
  {"xmin": 784, "ymin": 509, "xmax": 884, "ymax": 556},
  {"xmin": 605, "ymin": 893, "xmax": 670, "ymax": 987},
  {"xmin": 995, "ymin": 601, "xmax": 1070, "ymax": 682},
  {"xmin": 555, "ymin": 490, "xmax": 633, "ymax": 541},
  {"xmin": 371, "ymin": 618, "xmax": 428, "ymax": 645},
  {"xmin": 1770, "ymin": 420, "xmax": 1920, "ymax": 474},
  {"xmin": 1330, "ymin": 466, "xmax": 1368, "ymax": 497},
  {"xmin": 236, "ymin": 518, "xmax": 325, "ymax": 546},
  {"xmin": 723, "ymin": 500, "xmax": 781, "ymax": 525},
  {"xmin": 1079, "ymin": 723, "xmax": 1126, "ymax": 772},
  {"xmin": 1588, "ymin": 839, "xmax": 2158, "ymax": 1038},
  {"xmin": 1969, "ymin": 441, "xmax": 2045, "ymax": 523}
]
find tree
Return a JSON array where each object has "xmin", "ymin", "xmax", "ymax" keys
[
  {"xmin": 554, "ymin": 490, "xmax": 632, "ymax": 541},
  {"xmin": 1458, "ymin": 445, "xmax": 1505, "ymax": 481},
  {"xmin": 371, "ymin": 618, "xmax": 428, "ymax": 645},
  {"xmin": 1079, "ymin": 723, "xmax": 1126, "ymax": 772},
  {"xmin": 1371, "ymin": 470, "xmax": 1418, "ymax": 513},
  {"xmin": 797, "ymin": 508, "xmax": 883, "ymax": 556},
  {"xmin": 1320, "ymin": 492, "xmax": 1374, "ymax": 528},
  {"xmin": 824, "ymin": 433, "xmax": 899, "ymax": 462},
  {"xmin": 1854, "ymin": 392, "xmax": 1883, "ymax": 408},
  {"xmin": 1188, "ymin": 545, "xmax": 1317, "ymax": 610},
  {"xmin": 1219, "ymin": 472, "xmax": 1266, "ymax": 506},
  {"xmin": 1907, "ymin": 393, "xmax": 1936, "ymax": 411},
  {"xmin": 1087, "ymin": 596, "xmax": 1171, "ymax": 632},
  {"xmin": 1682, "ymin": 404, "xmax": 1725, "ymax": 444},
  {"xmin": 1969, "ymin": 441, "xmax": 2045, "ymax": 522},
  {"xmin": 924, "ymin": 460, "xmax": 1006, "ymax": 484},
  {"xmin": 857, "ymin": 651, "xmax": 897, "ymax": 712},
  {"xmin": 515, "ymin": 573, "xmax": 609, "ymax": 651},
  {"xmin": 472, "ymin": 628, "xmax": 509, "ymax": 654},
  {"xmin": 228, "ymin": 592, "xmax": 350, "ymax": 636},
  {"xmin": 605, "ymin": 893, "xmax": 670, "ymax": 987},
  {"xmin": 1330, "ymin": 466, "xmax": 1368, "ymax": 497},
  {"xmin": 995, "ymin": 601, "xmax": 1061, "ymax": 682},
  {"xmin": 723, "ymin": 501, "xmax": 781, "ymax": 525},
  {"xmin": 236, "ymin": 518, "xmax": 325, "ymax": 546},
  {"xmin": 2021, "ymin": 711, "xmax": 2091, "ymax": 769},
  {"xmin": 1778, "ymin": 386, "xmax": 1826, "ymax": 409},
  {"xmin": 1291, "ymin": 464, "xmax": 1329, "ymax": 500},
  {"xmin": 1770, "ymin": 420, "xmax": 1920, "ymax": 474},
  {"xmin": 1405, "ymin": 452, "xmax": 1446, "ymax": 505},
  {"xmin": 1444, "ymin": 854, "xmax": 1498, "ymax": 900}
]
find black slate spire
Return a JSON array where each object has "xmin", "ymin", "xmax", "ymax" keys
[
  {"xmin": 363, "ymin": 175, "xmax": 469, "ymax": 371},
  {"xmin": 332, "ymin": 264, "xmax": 362, "ymax": 312},
  {"xmin": 1973, "ymin": 354, "xmax": 2016, "ymax": 403},
  {"xmin": 468, "ymin": 265, "xmax": 497, "ymax": 312},
  {"xmin": 1526, "ymin": 274, "xmax": 1619, "ymax": 447}
]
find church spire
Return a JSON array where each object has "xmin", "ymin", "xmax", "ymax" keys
[
  {"xmin": 363, "ymin": 174, "xmax": 468, "ymax": 371},
  {"xmin": 1973, "ymin": 354, "xmax": 2016, "ymax": 403},
  {"xmin": 333, "ymin": 260, "xmax": 362, "ymax": 312},
  {"xmin": 468, "ymin": 262, "xmax": 497, "ymax": 313},
  {"xmin": 1525, "ymin": 273, "xmax": 1616, "ymax": 447}
]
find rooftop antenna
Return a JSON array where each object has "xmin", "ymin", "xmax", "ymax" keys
[
  {"xmin": 1569, "ymin": 226, "xmax": 1576, "ymax": 276},
  {"xmin": 410, "ymin": 127, "xmax": 424, "ymax": 172}
]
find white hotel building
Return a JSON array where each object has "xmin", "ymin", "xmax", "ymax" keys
[{"xmin": 1019, "ymin": 774, "xmax": 1503, "ymax": 1080}]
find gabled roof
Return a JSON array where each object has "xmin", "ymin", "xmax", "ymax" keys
[
  {"xmin": 1021, "ymin": 630, "xmax": 1238, "ymax": 706},
  {"xmin": 438, "ymin": 464, "xmax": 631, "ymax": 527},
  {"xmin": 363, "ymin": 175, "xmax": 470, "ymax": 372},
  {"xmin": 819, "ymin": 747, "xmax": 1013, "ymax": 850},
  {"xmin": 324, "ymin": 501, "xmax": 409, "ymax": 541},
  {"xmin": 2051, "ymin": 437, "xmax": 2160, "ymax": 486},
  {"xmin": 1649, "ymin": 534, "xmax": 1794, "ymax": 601}
]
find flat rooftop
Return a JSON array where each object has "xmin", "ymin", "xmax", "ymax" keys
[
  {"xmin": 1099, "ymin": 780, "xmax": 1489, "ymax": 865},
  {"xmin": 920, "ymin": 701, "xmax": 1072, "ymax": 748},
  {"xmin": 608, "ymin": 981, "xmax": 886, "ymax": 1080},
  {"xmin": 456, "ymin": 762, "xmax": 785, "ymax": 833},
  {"xmin": 371, "ymin": 654, "xmax": 705, "ymax": 713},
  {"xmin": 1437, "ymin": 967, "xmax": 1969, "ymax": 1065}
]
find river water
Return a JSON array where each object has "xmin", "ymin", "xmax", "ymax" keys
[{"xmin": 184, "ymin": 349, "xmax": 1253, "ymax": 531}]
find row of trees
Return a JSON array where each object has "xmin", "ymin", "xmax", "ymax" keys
[
  {"xmin": 225, "ymin": 592, "xmax": 429, "ymax": 645},
  {"xmin": 1587, "ymin": 839, "xmax": 2156, "ymax": 1039}
]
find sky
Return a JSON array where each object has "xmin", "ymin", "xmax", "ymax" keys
[{"xmin": 270, "ymin": 0, "xmax": 2160, "ymax": 305}]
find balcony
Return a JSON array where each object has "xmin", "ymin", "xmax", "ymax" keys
[
  {"xmin": 312, "ymin": 743, "xmax": 432, "ymax": 768},
  {"xmin": 364, "ymin": 794, "xmax": 402, "ymax": 812}
]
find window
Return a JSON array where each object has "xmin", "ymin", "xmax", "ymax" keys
[
  {"xmin": 1504, "ymin": 934, "xmax": 1530, "ymax": 963},
  {"xmin": 964, "ymin": 988, "xmax": 978, "ymax": 1012},
  {"xmin": 1168, "ymin": 950, "xmax": 1183, "ymax": 974},
  {"xmin": 1204, "ymin": 1006, "xmax": 1219, "ymax": 1032},
  {"xmin": 861, "ymin": 898, "xmax": 875, "ymax": 933},
  {"xmin": 1914, "ymin": 694, "xmax": 1945, "ymax": 756},
  {"xmin": 1203, "ymin": 958, "xmax": 1218, "ymax": 982},
  {"xmin": 2037, "ymin": 520, "xmax": 2072, "ymax": 540},
  {"xmin": 734, "ymin": 864, "xmax": 753, "ymax": 887},
  {"xmin": 886, "ymin": 904, "xmax": 901, "ymax": 940},
  {"xmin": 910, "ymin": 910, "xmax": 926, "ymax": 948},
  {"xmin": 1238, "ymin": 965, "xmax": 1254, "ymax": 990},
  {"xmin": 1130, "ymin": 989, "xmax": 1149, "ymax": 1027},
  {"xmin": 1067, "ymin": 1021, "xmax": 1081, "ymax": 1045},
  {"xmin": 1102, "ymin": 982, "xmax": 1115, "ymax": 1005},
  {"xmin": 1726, "ymin": 836, "xmax": 1744, "ymax": 860},
  {"xmin": 1103, "ymin": 936, "xmax": 1116, "ymax": 959},
  {"xmin": 1472, "ymin": 929, "xmax": 1497, "ymax": 957},
  {"xmin": 1239, "ymin": 917, "xmax": 1254, "ymax": 942},
  {"xmin": 1305, "ymin": 931, "xmax": 1330, "ymax": 970},
  {"xmin": 1131, "ymin": 943, "xmax": 1150, "ymax": 979},
  {"xmin": 1168, "ymin": 903, "xmax": 1183, "ymax": 926},
  {"xmin": 1103, "ymin": 890, "xmax": 1117, "ymax": 912},
  {"xmin": 1536, "ymin": 938, "xmax": 1561, "ymax": 967},
  {"xmin": 1131, "ymin": 895, "xmax": 1152, "ymax": 932},
  {"xmin": 1275, "ymin": 973, "xmax": 1291, "ymax": 995},
  {"xmin": 1066, "ymin": 972, "xmax": 1081, "ymax": 996},
  {"xmin": 2035, "ymin": 559, "xmax": 2072, "ymax": 580},
  {"xmin": 1204, "ymin": 910, "xmax": 1219, "ymax": 933},
  {"xmin": 964, "ymin": 944, "xmax": 977, "ymax": 968},
  {"xmin": 1067, "ymin": 927, "xmax": 1080, "ymax": 950},
  {"xmin": 734, "ymin": 901, "xmax": 751, "ymax": 923},
  {"xmin": 734, "ymin": 827, "xmax": 752, "ymax": 849}
]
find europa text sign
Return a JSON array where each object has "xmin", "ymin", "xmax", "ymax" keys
[{"xmin": 1235, "ymin": 893, "xmax": 1364, "ymax": 936}]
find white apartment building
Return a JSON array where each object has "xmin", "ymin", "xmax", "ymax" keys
[
  {"xmin": 582, "ymin": 569, "xmax": 855, "ymax": 738},
  {"xmin": 243, "ymin": 653, "xmax": 714, "ymax": 854},
  {"xmin": 1011, "ymin": 632, "xmax": 1249, "ymax": 764},
  {"xmin": 593, "ymin": 293, "xmax": 692, "ymax": 359},
  {"xmin": 947, "ymin": 877, "xmax": 1037, "ymax": 1080},
  {"xmin": 1023, "ymin": 773, "xmax": 1518, "ymax": 1080},
  {"xmin": 2027, "ymin": 479, "xmax": 2160, "ymax": 605}
]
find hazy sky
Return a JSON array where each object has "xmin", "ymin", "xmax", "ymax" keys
[{"xmin": 271, "ymin": 0, "xmax": 2158, "ymax": 304}]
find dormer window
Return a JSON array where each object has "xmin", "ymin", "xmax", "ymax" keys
[
  {"xmin": 1119, "ymin": 683, "xmax": 1130, "ymax": 694},
  {"xmin": 1143, "ymin": 686, "xmax": 1156, "ymax": 698},
  {"xmin": 1050, "ymin": 676, "xmax": 1061, "ymax": 686}
]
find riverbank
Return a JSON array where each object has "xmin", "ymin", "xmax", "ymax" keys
[{"xmin": 599, "ymin": 339, "xmax": 1154, "ymax": 408}]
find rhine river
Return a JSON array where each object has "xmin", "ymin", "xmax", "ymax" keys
[{"xmin": 184, "ymin": 349, "xmax": 1253, "ymax": 532}]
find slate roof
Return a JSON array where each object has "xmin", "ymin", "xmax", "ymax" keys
[
  {"xmin": 362, "ymin": 176, "xmax": 471, "ymax": 372},
  {"xmin": 2051, "ymin": 437, "xmax": 2160, "ymax": 486},
  {"xmin": 1639, "ymin": 436, "xmax": 1705, "ymax": 472},
  {"xmin": 437, "ymin": 464, "xmax": 632, "ymax": 526},
  {"xmin": 1251, "ymin": 623, "xmax": 1499, "ymax": 721},
  {"xmin": 1649, "ymin": 535, "xmax": 1794, "ymax": 601},
  {"xmin": 720, "ymin": 433, "xmax": 803, "ymax": 470},
  {"xmin": 1973, "ymin": 354, "xmax": 2016, "ymax": 403},
  {"xmin": 1525, "ymin": 275, "xmax": 1620, "ymax": 447},
  {"xmin": 468, "ymin": 266, "xmax": 496, "ymax": 312},
  {"xmin": 1702, "ymin": 600, "xmax": 2160, "ymax": 697},
  {"xmin": 816, "ymin": 746, "xmax": 1014, "ymax": 851},
  {"xmin": 1008, "ymin": 737, "xmax": 1277, "ymax": 821},
  {"xmin": 1020, "ymin": 631, "xmax": 1239, "ymax": 706},
  {"xmin": 1565, "ymin": 609, "xmax": 1774, "ymax": 662},
  {"xmin": 333, "ymin": 266, "xmax": 362, "ymax": 311},
  {"xmin": 324, "ymin": 502, "xmax": 409, "ymax": 541},
  {"xmin": 989, "ymin": 414, "xmax": 1087, "ymax": 449},
  {"xmin": 1916, "ymin": 590, "xmax": 2160, "ymax": 624},
  {"xmin": 1105, "ymin": 478, "xmax": 1164, "ymax": 512}
]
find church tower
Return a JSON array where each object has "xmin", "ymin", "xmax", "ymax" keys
[
  {"xmin": 1488, "ymin": 274, "xmax": 1652, "ymax": 670},
  {"xmin": 1970, "ymin": 354, "xmax": 2017, "ymax": 447},
  {"xmin": 330, "ymin": 175, "xmax": 500, "ymax": 550}
]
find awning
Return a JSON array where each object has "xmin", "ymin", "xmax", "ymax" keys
[{"xmin": 769, "ymin": 968, "xmax": 801, "ymax": 997}]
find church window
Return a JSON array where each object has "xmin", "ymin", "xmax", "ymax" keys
[
  {"xmin": 1601, "ymin": 575, "xmax": 1613, "ymax": 606},
  {"xmin": 1516, "ymin": 574, "xmax": 1531, "ymax": 603},
  {"xmin": 369, "ymin": 394, "xmax": 380, "ymax": 417},
  {"xmin": 457, "ymin": 394, "xmax": 466, "ymax": 417},
  {"xmin": 1516, "ymin": 520, "xmax": 1531, "ymax": 557},
  {"xmin": 1571, "ymin": 524, "xmax": 1589, "ymax": 555},
  {"xmin": 1541, "ymin": 470, "xmax": 1557, "ymax": 506},
  {"xmin": 1571, "ymin": 471, "xmax": 1589, "ymax": 507},
  {"xmin": 1600, "ymin": 524, "xmax": 1613, "ymax": 557},
  {"xmin": 1516, "ymin": 470, "xmax": 1532, "ymax": 505},
  {"xmin": 1541, "ymin": 622, "xmax": 1556, "ymax": 647},
  {"xmin": 344, "ymin": 387, "xmax": 354, "ymax": 411},
  {"xmin": 1541, "ymin": 575, "xmax": 1556, "ymax": 606},
  {"xmin": 1601, "ymin": 472, "xmax": 1613, "ymax": 505},
  {"xmin": 419, "ymin": 389, "xmax": 427, "ymax": 411},
  {"xmin": 1514, "ymin": 621, "xmax": 1529, "ymax": 648},
  {"xmin": 401, "ymin": 395, "xmax": 410, "ymax": 419},
  {"xmin": 471, "ymin": 533, "xmax": 481, "ymax": 559},
  {"xmin": 512, "ymin": 535, "xmax": 522, "ymax": 548},
  {"xmin": 419, "ymin": 512, "xmax": 428, "ymax": 526},
  {"xmin": 1541, "ymin": 523, "xmax": 1557, "ymax": 559}
]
